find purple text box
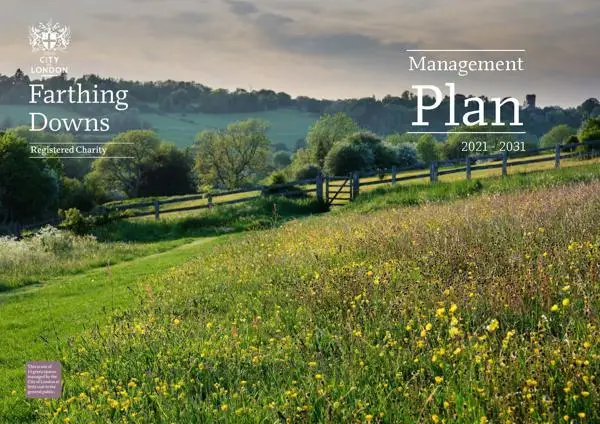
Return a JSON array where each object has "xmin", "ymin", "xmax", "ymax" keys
[{"xmin": 26, "ymin": 361, "xmax": 62, "ymax": 399}]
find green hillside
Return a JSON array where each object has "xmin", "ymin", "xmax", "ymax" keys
[
  {"xmin": 139, "ymin": 108, "xmax": 318, "ymax": 148},
  {"xmin": 0, "ymin": 105, "xmax": 83, "ymax": 125},
  {"xmin": 0, "ymin": 105, "xmax": 317, "ymax": 148}
]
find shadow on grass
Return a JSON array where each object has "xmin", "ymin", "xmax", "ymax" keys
[{"xmin": 93, "ymin": 196, "xmax": 328, "ymax": 243}]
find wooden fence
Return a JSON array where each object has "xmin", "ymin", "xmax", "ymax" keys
[
  {"xmin": 3, "ymin": 140, "xmax": 599, "ymax": 235},
  {"xmin": 111, "ymin": 140, "xmax": 599, "ymax": 219}
]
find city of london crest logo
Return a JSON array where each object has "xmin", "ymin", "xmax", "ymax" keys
[{"xmin": 29, "ymin": 20, "xmax": 70, "ymax": 53}]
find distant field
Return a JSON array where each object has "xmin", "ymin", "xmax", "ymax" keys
[
  {"xmin": 139, "ymin": 109, "xmax": 318, "ymax": 148},
  {"xmin": 0, "ymin": 105, "xmax": 318, "ymax": 148},
  {"xmin": 0, "ymin": 104, "xmax": 83, "ymax": 127}
]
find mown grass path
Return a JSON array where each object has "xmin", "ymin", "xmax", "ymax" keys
[{"xmin": 0, "ymin": 236, "xmax": 224, "ymax": 423}]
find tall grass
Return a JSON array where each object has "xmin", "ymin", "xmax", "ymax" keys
[
  {"xmin": 94, "ymin": 196, "xmax": 327, "ymax": 242},
  {"xmin": 0, "ymin": 226, "xmax": 184, "ymax": 291},
  {"xmin": 32, "ymin": 180, "xmax": 600, "ymax": 423},
  {"xmin": 348, "ymin": 162, "xmax": 600, "ymax": 213}
]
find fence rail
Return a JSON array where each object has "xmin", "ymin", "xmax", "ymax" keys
[{"xmin": 4, "ymin": 140, "xmax": 599, "ymax": 236}]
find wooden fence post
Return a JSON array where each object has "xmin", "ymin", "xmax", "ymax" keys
[
  {"xmin": 14, "ymin": 222, "xmax": 22, "ymax": 240},
  {"xmin": 325, "ymin": 176, "xmax": 330, "ymax": 205},
  {"xmin": 501, "ymin": 151, "xmax": 508, "ymax": 177},
  {"xmin": 391, "ymin": 166, "xmax": 397, "ymax": 185},
  {"xmin": 466, "ymin": 157, "xmax": 472, "ymax": 181},
  {"xmin": 315, "ymin": 173, "xmax": 324, "ymax": 204},
  {"xmin": 207, "ymin": 194, "xmax": 213, "ymax": 208},
  {"xmin": 153, "ymin": 200, "xmax": 160, "ymax": 220},
  {"xmin": 430, "ymin": 162, "xmax": 438, "ymax": 183},
  {"xmin": 351, "ymin": 172, "xmax": 360, "ymax": 200},
  {"xmin": 555, "ymin": 144, "xmax": 561, "ymax": 168}
]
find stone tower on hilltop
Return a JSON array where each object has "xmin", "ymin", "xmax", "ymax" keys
[{"xmin": 523, "ymin": 94, "xmax": 536, "ymax": 109}]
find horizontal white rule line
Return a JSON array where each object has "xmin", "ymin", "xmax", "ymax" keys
[{"xmin": 29, "ymin": 156, "xmax": 134, "ymax": 159}]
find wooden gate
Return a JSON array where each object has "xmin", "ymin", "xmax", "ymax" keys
[{"xmin": 326, "ymin": 175, "xmax": 354, "ymax": 206}]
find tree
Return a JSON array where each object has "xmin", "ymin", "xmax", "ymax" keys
[
  {"xmin": 0, "ymin": 133, "xmax": 59, "ymax": 224},
  {"xmin": 580, "ymin": 98, "xmax": 600, "ymax": 116},
  {"xmin": 324, "ymin": 142, "xmax": 374, "ymax": 176},
  {"xmin": 90, "ymin": 130, "xmax": 161, "ymax": 197},
  {"xmin": 442, "ymin": 124, "xmax": 516, "ymax": 159},
  {"xmin": 138, "ymin": 144, "xmax": 195, "ymax": 196},
  {"xmin": 306, "ymin": 113, "xmax": 359, "ymax": 167},
  {"xmin": 293, "ymin": 164, "xmax": 320, "ymax": 180},
  {"xmin": 7, "ymin": 126, "xmax": 89, "ymax": 179},
  {"xmin": 59, "ymin": 177, "xmax": 96, "ymax": 212},
  {"xmin": 539, "ymin": 124, "xmax": 576, "ymax": 148},
  {"xmin": 273, "ymin": 151, "xmax": 292, "ymax": 169},
  {"xmin": 393, "ymin": 143, "xmax": 419, "ymax": 168},
  {"xmin": 194, "ymin": 119, "xmax": 271, "ymax": 189},
  {"xmin": 345, "ymin": 132, "xmax": 396, "ymax": 170},
  {"xmin": 578, "ymin": 117, "xmax": 600, "ymax": 150},
  {"xmin": 294, "ymin": 138, "xmax": 307, "ymax": 152},
  {"xmin": 416, "ymin": 134, "xmax": 441, "ymax": 164}
]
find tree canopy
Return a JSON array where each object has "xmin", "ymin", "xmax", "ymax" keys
[
  {"xmin": 306, "ymin": 113, "xmax": 360, "ymax": 167},
  {"xmin": 539, "ymin": 124, "xmax": 576, "ymax": 148},
  {"xmin": 416, "ymin": 134, "xmax": 441, "ymax": 164},
  {"xmin": 0, "ymin": 133, "xmax": 59, "ymax": 224},
  {"xmin": 89, "ymin": 130, "xmax": 161, "ymax": 198},
  {"xmin": 194, "ymin": 119, "xmax": 271, "ymax": 189}
]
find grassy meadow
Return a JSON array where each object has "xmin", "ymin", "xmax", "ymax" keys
[{"xmin": 0, "ymin": 163, "xmax": 597, "ymax": 422}]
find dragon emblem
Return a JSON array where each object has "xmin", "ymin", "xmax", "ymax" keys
[{"xmin": 29, "ymin": 20, "xmax": 70, "ymax": 53}]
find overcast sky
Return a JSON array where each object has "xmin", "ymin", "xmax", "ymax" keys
[{"xmin": 1, "ymin": 0, "xmax": 598, "ymax": 106}]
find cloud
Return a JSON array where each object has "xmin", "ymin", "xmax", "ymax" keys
[
  {"xmin": 91, "ymin": 13, "xmax": 129, "ymax": 22},
  {"xmin": 276, "ymin": 32, "xmax": 416, "ymax": 58},
  {"xmin": 248, "ymin": 12, "xmax": 416, "ymax": 62},
  {"xmin": 93, "ymin": 11, "xmax": 213, "ymax": 38},
  {"xmin": 1, "ymin": 0, "xmax": 598, "ymax": 106},
  {"xmin": 254, "ymin": 13, "xmax": 294, "ymax": 30},
  {"xmin": 225, "ymin": 0, "xmax": 258, "ymax": 16}
]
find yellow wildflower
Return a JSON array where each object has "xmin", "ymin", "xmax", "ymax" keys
[{"xmin": 487, "ymin": 319, "xmax": 499, "ymax": 332}]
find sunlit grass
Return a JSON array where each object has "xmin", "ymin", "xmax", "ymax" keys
[{"xmin": 26, "ymin": 178, "xmax": 600, "ymax": 423}]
